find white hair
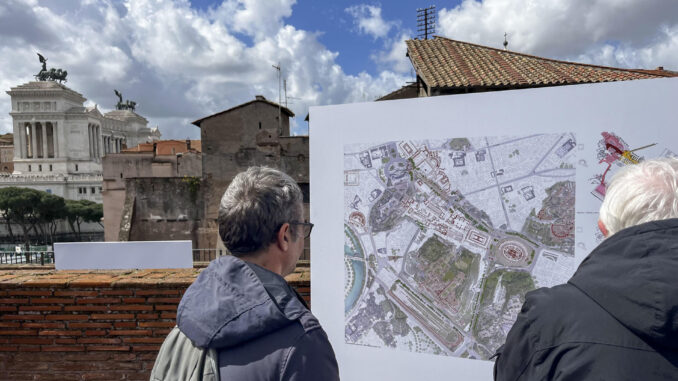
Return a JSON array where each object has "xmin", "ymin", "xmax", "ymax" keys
[{"xmin": 599, "ymin": 157, "xmax": 678, "ymax": 236}]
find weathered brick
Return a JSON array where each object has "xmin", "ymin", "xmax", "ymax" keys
[
  {"xmin": 9, "ymin": 337, "xmax": 53, "ymax": 345},
  {"xmin": 23, "ymin": 322, "xmax": 64, "ymax": 329},
  {"xmin": 0, "ymin": 345, "xmax": 18, "ymax": 351},
  {"xmin": 108, "ymin": 330, "xmax": 152, "ymax": 336},
  {"xmin": 136, "ymin": 289, "xmax": 180, "ymax": 296},
  {"xmin": 160, "ymin": 312, "xmax": 176, "ymax": 319},
  {"xmin": 137, "ymin": 313, "xmax": 159, "ymax": 320},
  {"xmin": 132, "ymin": 345, "xmax": 161, "ymax": 351},
  {"xmin": 87, "ymin": 345, "xmax": 130, "ymax": 351},
  {"xmin": 77, "ymin": 337, "xmax": 121, "ymax": 344},
  {"xmin": 63, "ymin": 305, "xmax": 109, "ymax": 312},
  {"xmin": 80, "ymin": 372, "xmax": 122, "ymax": 380},
  {"xmin": 17, "ymin": 346, "xmax": 41, "ymax": 352},
  {"xmin": 1, "ymin": 314, "xmax": 44, "ymax": 320},
  {"xmin": 139, "ymin": 321, "xmax": 175, "ymax": 328},
  {"xmin": 0, "ymin": 306, "xmax": 17, "ymax": 312},
  {"xmin": 109, "ymin": 304, "xmax": 152, "ymax": 311},
  {"xmin": 55, "ymin": 338, "xmax": 78, "ymax": 344},
  {"xmin": 54, "ymin": 290, "xmax": 98, "ymax": 297},
  {"xmin": 33, "ymin": 372, "xmax": 82, "ymax": 380},
  {"xmin": 0, "ymin": 330, "xmax": 37, "ymax": 336},
  {"xmin": 147, "ymin": 297, "xmax": 181, "ymax": 304},
  {"xmin": 45, "ymin": 314, "xmax": 89, "ymax": 321},
  {"xmin": 91, "ymin": 314, "xmax": 134, "ymax": 320},
  {"xmin": 0, "ymin": 297, "xmax": 29, "ymax": 304},
  {"xmin": 122, "ymin": 298, "xmax": 145, "ymax": 304},
  {"xmin": 122, "ymin": 337, "xmax": 165, "ymax": 344},
  {"xmin": 8, "ymin": 290, "xmax": 52, "ymax": 296},
  {"xmin": 113, "ymin": 322, "xmax": 136, "ymax": 329},
  {"xmin": 31, "ymin": 298, "xmax": 75, "ymax": 304},
  {"xmin": 38, "ymin": 330, "xmax": 82, "ymax": 336},
  {"xmin": 152, "ymin": 328, "xmax": 172, "ymax": 336},
  {"xmin": 84, "ymin": 330, "xmax": 107, "ymax": 336},
  {"xmin": 41, "ymin": 345, "xmax": 85, "ymax": 352},
  {"xmin": 68, "ymin": 322, "xmax": 112, "ymax": 329},
  {"xmin": 0, "ymin": 322, "xmax": 21, "ymax": 328},
  {"xmin": 76, "ymin": 297, "xmax": 120, "ymax": 304},
  {"xmin": 154, "ymin": 305, "xmax": 177, "ymax": 311},
  {"xmin": 99, "ymin": 290, "xmax": 134, "ymax": 296},
  {"xmin": 19, "ymin": 305, "xmax": 62, "ymax": 312}
]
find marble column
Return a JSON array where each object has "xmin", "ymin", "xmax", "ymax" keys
[
  {"xmin": 31, "ymin": 123, "xmax": 37, "ymax": 159},
  {"xmin": 53, "ymin": 122, "xmax": 59, "ymax": 158},
  {"xmin": 88, "ymin": 124, "xmax": 92, "ymax": 158},
  {"xmin": 18, "ymin": 122, "xmax": 25, "ymax": 158},
  {"xmin": 41, "ymin": 122, "xmax": 48, "ymax": 159},
  {"xmin": 96, "ymin": 125, "xmax": 101, "ymax": 158}
]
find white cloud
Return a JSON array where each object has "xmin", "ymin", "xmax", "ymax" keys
[
  {"xmin": 372, "ymin": 30, "xmax": 413, "ymax": 74},
  {"xmin": 437, "ymin": 0, "xmax": 678, "ymax": 70},
  {"xmin": 345, "ymin": 4, "xmax": 395, "ymax": 40},
  {"xmin": 0, "ymin": 0, "xmax": 406, "ymax": 139}
]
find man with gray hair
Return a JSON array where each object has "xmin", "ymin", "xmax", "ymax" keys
[
  {"xmin": 151, "ymin": 166, "xmax": 339, "ymax": 381},
  {"xmin": 494, "ymin": 158, "xmax": 678, "ymax": 380}
]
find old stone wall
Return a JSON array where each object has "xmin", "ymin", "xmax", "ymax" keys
[
  {"xmin": 0, "ymin": 265, "xmax": 310, "ymax": 380},
  {"xmin": 124, "ymin": 178, "xmax": 203, "ymax": 246}
]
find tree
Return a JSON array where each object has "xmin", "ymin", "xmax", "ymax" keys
[
  {"xmin": 0, "ymin": 187, "xmax": 43, "ymax": 250},
  {"xmin": 36, "ymin": 193, "xmax": 67, "ymax": 244},
  {"xmin": 65, "ymin": 200, "xmax": 103, "ymax": 240}
]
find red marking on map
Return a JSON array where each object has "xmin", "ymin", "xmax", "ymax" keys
[{"xmin": 551, "ymin": 223, "xmax": 573, "ymax": 238}]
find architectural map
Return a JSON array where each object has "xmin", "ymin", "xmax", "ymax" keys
[
  {"xmin": 574, "ymin": 131, "xmax": 678, "ymax": 249},
  {"xmin": 344, "ymin": 133, "xmax": 577, "ymax": 360}
]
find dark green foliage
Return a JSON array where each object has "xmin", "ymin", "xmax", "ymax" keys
[{"xmin": 0, "ymin": 187, "xmax": 101, "ymax": 245}]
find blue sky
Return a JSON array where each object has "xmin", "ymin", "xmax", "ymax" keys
[{"xmin": 0, "ymin": 0, "xmax": 677, "ymax": 140}]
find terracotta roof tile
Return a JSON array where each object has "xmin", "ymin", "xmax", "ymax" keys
[{"xmin": 406, "ymin": 37, "xmax": 676, "ymax": 91}]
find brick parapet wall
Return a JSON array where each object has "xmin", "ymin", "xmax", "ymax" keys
[{"xmin": 0, "ymin": 264, "xmax": 310, "ymax": 380}]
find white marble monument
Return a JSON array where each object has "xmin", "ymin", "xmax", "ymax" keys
[{"xmin": 1, "ymin": 80, "xmax": 160, "ymax": 201}]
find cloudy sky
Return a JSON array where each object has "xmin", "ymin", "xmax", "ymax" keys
[{"xmin": 1, "ymin": 0, "xmax": 677, "ymax": 139}]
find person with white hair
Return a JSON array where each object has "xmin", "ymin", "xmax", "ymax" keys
[{"xmin": 494, "ymin": 158, "xmax": 678, "ymax": 380}]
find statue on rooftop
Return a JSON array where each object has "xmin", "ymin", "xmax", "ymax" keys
[
  {"xmin": 34, "ymin": 53, "xmax": 68, "ymax": 83},
  {"xmin": 114, "ymin": 89, "xmax": 137, "ymax": 112}
]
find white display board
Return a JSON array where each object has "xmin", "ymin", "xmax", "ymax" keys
[
  {"xmin": 54, "ymin": 241, "xmax": 193, "ymax": 270},
  {"xmin": 310, "ymin": 78, "xmax": 678, "ymax": 380}
]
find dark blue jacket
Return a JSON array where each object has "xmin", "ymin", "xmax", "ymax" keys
[
  {"xmin": 176, "ymin": 255, "xmax": 339, "ymax": 381},
  {"xmin": 495, "ymin": 219, "xmax": 678, "ymax": 380}
]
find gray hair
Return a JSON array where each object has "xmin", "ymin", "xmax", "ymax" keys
[
  {"xmin": 599, "ymin": 157, "xmax": 678, "ymax": 236},
  {"xmin": 218, "ymin": 166, "xmax": 303, "ymax": 255}
]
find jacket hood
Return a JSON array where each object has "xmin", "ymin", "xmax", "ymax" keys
[
  {"xmin": 569, "ymin": 218, "xmax": 678, "ymax": 349},
  {"xmin": 176, "ymin": 255, "xmax": 307, "ymax": 349}
]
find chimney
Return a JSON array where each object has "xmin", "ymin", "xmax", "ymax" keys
[
  {"xmin": 255, "ymin": 95, "xmax": 266, "ymax": 101},
  {"xmin": 186, "ymin": 138, "xmax": 191, "ymax": 151},
  {"xmin": 656, "ymin": 66, "xmax": 664, "ymax": 71},
  {"xmin": 153, "ymin": 142, "xmax": 157, "ymax": 157}
]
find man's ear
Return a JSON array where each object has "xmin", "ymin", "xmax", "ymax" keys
[
  {"xmin": 276, "ymin": 223, "xmax": 291, "ymax": 251},
  {"xmin": 598, "ymin": 219, "xmax": 609, "ymax": 237}
]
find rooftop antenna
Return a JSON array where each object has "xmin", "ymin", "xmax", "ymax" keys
[
  {"xmin": 272, "ymin": 63, "xmax": 282, "ymax": 135},
  {"xmin": 503, "ymin": 32, "xmax": 509, "ymax": 50},
  {"xmin": 416, "ymin": 5, "xmax": 436, "ymax": 40},
  {"xmin": 283, "ymin": 79, "xmax": 301, "ymax": 106}
]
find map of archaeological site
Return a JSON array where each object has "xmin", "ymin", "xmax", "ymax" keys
[{"xmin": 343, "ymin": 133, "xmax": 577, "ymax": 360}]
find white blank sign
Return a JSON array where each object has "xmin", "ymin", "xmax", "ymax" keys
[{"xmin": 54, "ymin": 241, "xmax": 193, "ymax": 270}]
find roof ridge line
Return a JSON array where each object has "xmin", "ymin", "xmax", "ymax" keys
[{"xmin": 424, "ymin": 35, "xmax": 666, "ymax": 77}]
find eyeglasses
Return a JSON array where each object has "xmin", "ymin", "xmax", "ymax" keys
[{"xmin": 289, "ymin": 221, "xmax": 314, "ymax": 238}]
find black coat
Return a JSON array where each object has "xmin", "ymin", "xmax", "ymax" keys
[{"xmin": 494, "ymin": 219, "xmax": 678, "ymax": 381}]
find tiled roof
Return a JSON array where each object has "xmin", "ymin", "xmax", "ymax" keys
[
  {"xmin": 122, "ymin": 139, "xmax": 201, "ymax": 154},
  {"xmin": 192, "ymin": 95, "xmax": 294, "ymax": 127},
  {"xmin": 406, "ymin": 36, "xmax": 678, "ymax": 92}
]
